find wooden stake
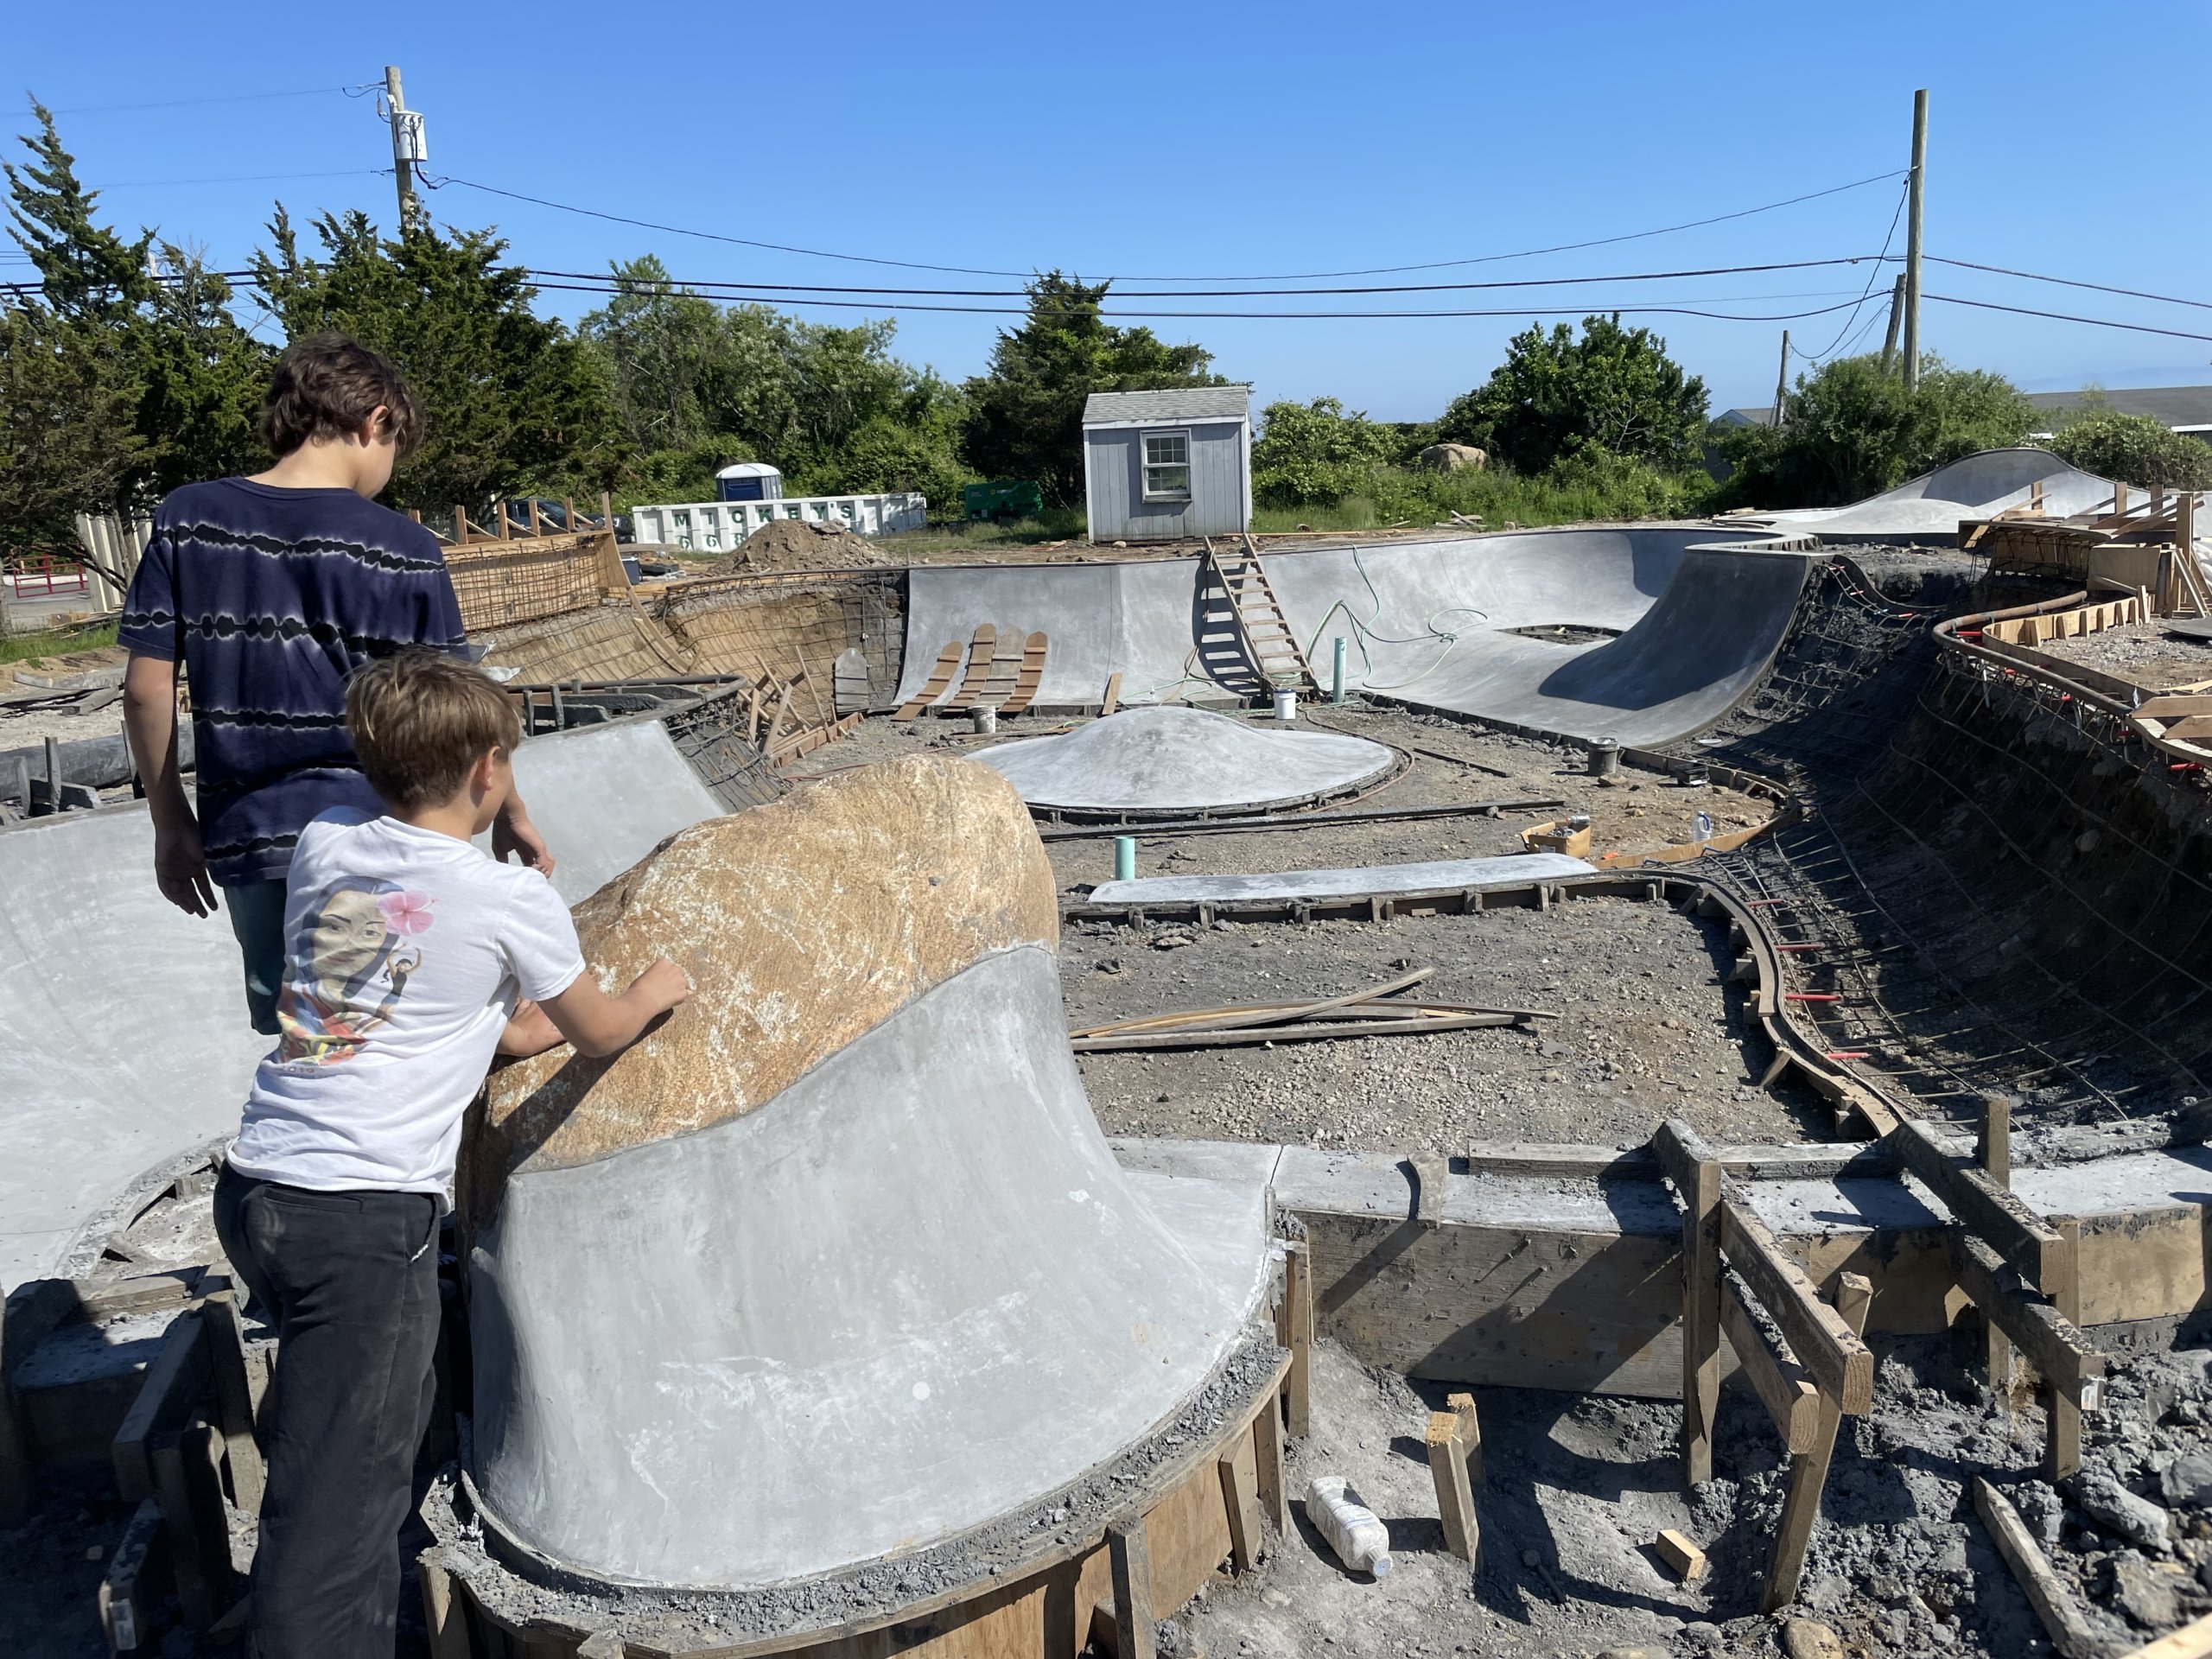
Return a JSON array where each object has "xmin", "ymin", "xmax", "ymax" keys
[
  {"xmin": 1975, "ymin": 1476, "xmax": 2104, "ymax": 1659},
  {"xmin": 418, "ymin": 1549, "xmax": 475, "ymax": 1659},
  {"xmin": 2047, "ymin": 1217, "xmax": 2083, "ymax": 1480},
  {"xmin": 98, "ymin": 1499, "xmax": 168, "ymax": 1654},
  {"xmin": 149, "ymin": 1425, "xmax": 232, "ymax": 1629},
  {"xmin": 1251, "ymin": 1394, "xmax": 1287, "ymax": 1535},
  {"xmin": 1106, "ymin": 1518, "xmax": 1158, "ymax": 1659},
  {"xmin": 495, "ymin": 501, "xmax": 512, "ymax": 541},
  {"xmin": 1281, "ymin": 1242, "xmax": 1313, "ymax": 1438},
  {"xmin": 1217, "ymin": 1432, "xmax": 1263, "ymax": 1572},
  {"xmin": 1101, "ymin": 671, "xmax": 1123, "ymax": 716},
  {"xmin": 1763, "ymin": 1273, "xmax": 1872, "ymax": 1611},
  {"xmin": 1655, "ymin": 1122, "xmax": 1722, "ymax": 1485},
  {"xmin": 1978, "ymin": 1096, "xmax": 2014, "ymax": 1405},
  {"xmin": 1427, "ymin": 1402, "xmax": 1480, "ymax": 1563},
  {"xmin": 2119, "ymin": 1609, "xmax": 2212, "ymax": 1659},
  {"xmin": 200, "ymin": 1290, "xmax": 264, "ymax": 1513}
]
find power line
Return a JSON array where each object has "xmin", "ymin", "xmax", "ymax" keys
[
  {"xmin": 422, "ymin": 167, "xmax": 1910, "ymax": 284},
  {"xmin": 527, "ymin": 255, "xmax": 1887, "ymax": 302},
  {"xmin": 1925, "ymin": 292, "xmax": 2212, "ymax": 344},
  {"xmin": 6, "ymin": 86, "xmax": 370, "ymax": 118},
  {"xmin": 1927, "ymin": 255, "xmax": 2212, "ymax": 315},
  {"xmin": 100, "ymin": 168, "xmax": 386, "ymax": 189},
  {"xmin": 1792, "ymin": 180, "xmax": 1910, "ymax": 365}
]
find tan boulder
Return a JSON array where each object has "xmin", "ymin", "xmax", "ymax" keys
[
  {"xmin": 1419, "ymin": 442, "xmax": 1488, "ymax": 473},
  {"xmin": 461, "ymin": 753, "xmax": 1057, "ymax": 1225}
]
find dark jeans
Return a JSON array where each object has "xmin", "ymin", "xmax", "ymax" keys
[
  {"xmin": 224, "ymin": 879, "xmax": 289, "ymax": 1037},
  {"xmin": 213, "ymin": 1166, "xmax": 442, "ymax": 1659}
]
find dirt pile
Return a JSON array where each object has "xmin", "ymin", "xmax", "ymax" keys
[{"xmin": 728, "ymin": 518, "xmax": 893, "ymax": 573}]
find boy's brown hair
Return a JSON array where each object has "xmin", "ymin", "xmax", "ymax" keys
[
  {"xmin": 261, "ymin": 332, "xmax": 423, "ymax": 460},
  {"xmin": 346, "ymin": 650, "xmax": 521, "ymax": 810}
]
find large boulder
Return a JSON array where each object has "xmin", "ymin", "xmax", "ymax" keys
[{"xmin": 1419, "ymin": 442, "xmax": 1488, "ymax": 473}]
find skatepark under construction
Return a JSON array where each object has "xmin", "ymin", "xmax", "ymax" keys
[{"xmin": 10, "ymin": 447, "xmax": 2212, "ymax": 1658}]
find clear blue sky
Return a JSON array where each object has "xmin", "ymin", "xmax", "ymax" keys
[{"xmin": 9, "ymin": 0, "xmax": 2209, "ymax": 421}]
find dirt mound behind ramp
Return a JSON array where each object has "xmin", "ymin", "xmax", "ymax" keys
[{"xmin": 729, "ymin": 518, "xmax": 893, "ymax": 572}]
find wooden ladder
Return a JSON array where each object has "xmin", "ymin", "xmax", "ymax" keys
[{"xmin": 1199, "ymin": 535, "xmax": 1313, "ymax": 696}]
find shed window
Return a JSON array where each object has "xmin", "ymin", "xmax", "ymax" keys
[{"xmin": 1141, "ymin": 430, "xmax": 1192, "ymax": 500}]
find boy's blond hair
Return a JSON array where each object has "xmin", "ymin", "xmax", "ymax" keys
[{"xmin": 346, "ymin": 649, "xmax": 521, "ymax": 810}]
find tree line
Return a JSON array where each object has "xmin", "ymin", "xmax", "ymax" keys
[{"xmin": 5, "ymin": 105, "xmax": 2204, "ymax": 550}]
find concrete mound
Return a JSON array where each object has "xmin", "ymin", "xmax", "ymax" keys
[
  {"xmin": 728, "ymin": 516, "xmax": 892, "ymax": 572},
  {"xmin": 466, "ymin": 754, "xmax": 1261, "ymax": 1588},
  {"xmin": 976, "ymin": 704, "xmax": 1394, "ymax": 817}
]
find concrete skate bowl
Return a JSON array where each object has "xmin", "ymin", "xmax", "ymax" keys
[
  {"xmin": 976, "ymin": 703, "xmax": 1397, "ymax": 822},
  {"xmin": 1741, "ymin": 448, "xmax": 2119, "ymax": 543},
  {"xmin": 895, "ymin": 526, "xmax": 1823, "ymax": 748}
]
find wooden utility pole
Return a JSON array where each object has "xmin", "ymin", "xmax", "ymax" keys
[
  {"xmin": 1879, "ymin": 273, "xmax": 1907, "ymax": 372},
  {"xmin": 1903, "ymin": 88, "xmax": 1929, "ymax": 393},
  {"xmin": 1771, "ymin": 331, "xmax": 1790, "ymax": 427},
  {"xmin": 384, "ymin": 66, "xmax": 425, "ymax": 229}
]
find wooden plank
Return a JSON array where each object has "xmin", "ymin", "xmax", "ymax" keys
[
  {"xmin": 76, "ymin": 1270, "xmax": 206, "ymax": 1321},
  {"xmin": 111, "ymin": 1309, "xmax": 209, "ymax": 1504},
  {"xmin": 1281, "ymin": 1243, "xmax": 1313, "ymax": 1438},
  {"xmin": 149, "ymin": 1424, "xmax": 232, "ymax": 1629},
  {"xmin": 1979, "ymin": 1096, "xmax": 2014, "ymax": 1403},
  {"xmin": 1720, "ymin": 1198, "xmax": 1874, "ymax": 1414},
  {"xmin": 941, "ymin": 625, "xmax": 1001, "ymax": 713},
  {"xmin": 1891, "ymin": 1121, "xmax": 2069, "ymax": 1306},
  {"xmin": 1763, "ymin": 1273, "xmax": 1872, "ymax": 1611},
  {"xmin": 1656, "ymin": 1529, "xmax": 1708, "ymax": 1582},
  {"xmin": 2120, "ymin": 1610, "xmax": 2212, "ymax": 1659},
  {"xmin": 2, "ymin": 1278, "xmax": 77, "ymax": 1522},
  {"xmin": 1948, "ymin": 1233, "xmax": 2104, "ymax": 1406},
  {"xmin": 999, "ymin": 632, "xmax": 1051, "ymax": 715},
  {"xmin": 1100, "ymin": 672, "xmax": 1123, "ymax": 716},
  {"xmin": 1653, "ymin": 1120, "xmax": 1721, "ymax": 1486},
  {"xmin": 1106, "ymin": 1518, "xmax": 1158, "ymax": 1659},
  {"xmin": 1426, "ymin": 1406, "xmax": 1478, "ymax": 1563},
  {"xmin": 2050, "ymin": 1217, "xmax": 2084, "ymax": 1481},
  {"xmin": 1975, "ymin": 1476, "xmax": 2106, "ymax": 1659},
  {"xmin": 200, "ymin": 1290, "xmax": 264, "ymax": 1514},
  {"xmin": 1447, "ymin": 1391, "xmax": 1482, "ymax": 1485},
  {"xmin": 1251, "ymin": 1393, "xmax": 1287, "ymax": 1535},
  {"xmin": 893, "ymin": 641, "xmax": 963, "ymax": 721},
  {"xmin": 1719, "ymin": 1272, "xmax": 1820, "ymax": 1453},
  {"xmin": 1216, "ymin": 1431, "xmax": 1262, "ymax": 1573},
  {"xmin": 419, "ymin": 1550, "xmax": 476, "ymax": 1659},
  {"xmin": 98, "ymin": 1498, "xmax": 167, "ymax": 1654}
]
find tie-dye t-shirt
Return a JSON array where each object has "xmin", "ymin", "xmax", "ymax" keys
[{"xmin": 118, "ymin": 478, "xmax": 467, "ymax": 885}]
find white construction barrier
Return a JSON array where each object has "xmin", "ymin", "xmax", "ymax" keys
[{"xmin": 630, "ymin": 493, "xmax": 927, "ymax": 551}]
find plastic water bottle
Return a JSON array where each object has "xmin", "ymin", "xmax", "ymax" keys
[
  {"xmin": 1305, "ymin": 1476, "xmax": 1392, "ymax": 1577},
  {"xmin": 1693, "ymin": 810, "xmax": 1714, "ymax": 842}
]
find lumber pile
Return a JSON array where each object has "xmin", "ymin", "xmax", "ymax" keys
[{"xmin": 1067, "ymin": 967, "xmax": 1557, "ymax": 1052}]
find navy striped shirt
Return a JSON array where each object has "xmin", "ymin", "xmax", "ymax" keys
[{"xmin": 119, "ymin": 479, "xmax": 467, "ymax": 886}]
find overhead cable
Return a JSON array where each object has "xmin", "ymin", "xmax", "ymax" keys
[
  {"xmin": 1924, "ymin": 293, "xmax": 2212, "ymax": 343},
  {"xmin": 6, "ymin": 86, "xmax": 369, "ymax": 118},
  {"xmin": 1927, "ymin": 255, "xmax": 2212, "ymax": 315}
]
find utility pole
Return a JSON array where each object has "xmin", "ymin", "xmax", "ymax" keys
[
  {"xmin": 1879, "ymin": 274, "xmax": 1906, "ymax": 372},
  {"xmin": 1771, "ymin": 331, "xmax": 1790, "ymax": 428},
  {"xmin": 1903, "ymin": 88, "xmax": 1928, "ymax": 393},
  {"xmin": 383, "ymin": 66, "xmax": 427, "ymax": 230}
]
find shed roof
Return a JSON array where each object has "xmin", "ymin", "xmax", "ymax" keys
[{"xmin": 1082, "ymin": 385, "xmax": 1252, "ymax": 428}]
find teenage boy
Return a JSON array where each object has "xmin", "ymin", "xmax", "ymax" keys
[
  {"xmin": 213, "ymin": 648, "xmax": 689, "ymax": 1658},
  {"xmin": 119, "ymin": 332, "xmax": 554, "ymax": 1036}
]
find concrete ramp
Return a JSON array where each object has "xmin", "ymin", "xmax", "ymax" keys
[
  {"xmin": 896, "ymin": 526, "xmax": 1817, "ymax": 747},
  {"xmin": 1744, "ymin": 448, "xmax": 2119, "ymax": 543}
]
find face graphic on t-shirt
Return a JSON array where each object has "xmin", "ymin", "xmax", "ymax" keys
[
  {"xmin": 275, "ymin": 880, "xmax": 433, "ymax": 1066},
  {"xmin": 310, "ymin": 889, "xmax": 389, "ymax": 987}
]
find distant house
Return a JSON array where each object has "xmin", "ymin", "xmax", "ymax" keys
[
  {"xmin": 1081, "ymin": 386, "xmax": 1252, "ymax": 542},
  {"xmin": 2025, "ymin": 385, "xmax": 2212, "ymax": 445}
]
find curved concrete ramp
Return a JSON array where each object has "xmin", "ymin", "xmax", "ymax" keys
[
  {"xmin": 896, "ymin": 527, "xmax": 1818, "ymax": 747},
  {"xmin": 467, "ymin": 758, "xmax": 1268, "ymax": 1587},
  {"xmin": 977, "ymin": 704, "xmax": 1394, "ymax": 817},
  {"xmin": 1744, "ymin": 448, "xmax": 2119, "ymax": 543}
]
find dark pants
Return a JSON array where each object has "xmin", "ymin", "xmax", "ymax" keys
[
  {"xmin": 224, "ymin": 879, "xmax": 289, "ymax": 1037},
  {"xmin": 213, "ymin": 1166, "xmax": 442, "ymax": 1659}
]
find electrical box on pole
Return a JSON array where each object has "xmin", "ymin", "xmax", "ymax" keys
[
  {"xmin": 1903, "ymin": 88, "xmax": 1927, "ymax": 393},
  {"xmin": 383, "ymin": 66, "xmax": 424, "ymax": 227}
]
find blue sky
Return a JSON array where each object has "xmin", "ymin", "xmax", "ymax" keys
[{"xmin": 9, "ymin": 0, "xmax": 2209, "ymax": 421}]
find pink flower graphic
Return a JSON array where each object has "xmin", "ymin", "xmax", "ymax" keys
[{"xmin": 379, "ymin": 890, "xmax": 435, "ymax": 936}]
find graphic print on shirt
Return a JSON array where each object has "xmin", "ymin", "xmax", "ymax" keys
[{"xmin": 275, "ymin": 878, "xmax": 435, "ymax": 1065}]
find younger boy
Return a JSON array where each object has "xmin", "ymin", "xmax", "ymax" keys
[
  {"xmin": 120, "ymin": 332, "xmax": 553, "ymax": 1037},
  {"xmin": 212, "ymin": 649, "xmax": 688, "ymax": 1659}
]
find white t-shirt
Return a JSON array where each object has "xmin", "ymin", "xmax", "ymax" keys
[{"xmin": 226, "ymin": 809, "xmax": 586, "ymax": 1195}]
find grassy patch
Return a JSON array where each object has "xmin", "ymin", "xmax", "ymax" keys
[
  {"xmin": 0, "ymin": 620, "xmax": 118, "ymax": 666},
  {"xmin": 1256, "ymin": 459, "xmax": 1718, "ymax": 534},
  {"xmin": 876, "ymin": 509, "xmax": 1089, "ymax": 559}
]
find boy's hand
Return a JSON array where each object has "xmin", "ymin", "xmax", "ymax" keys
[
  {"xmin": 493, "ymin": 803, "xmax": 556, "ymax": 877},
  {"xmin": 153, "ymin": 821, "xmax": 219, "ymax": 918},
  {"xmin": 632, "ymin": 957, "xmax": 691, "ymax": 1016}
]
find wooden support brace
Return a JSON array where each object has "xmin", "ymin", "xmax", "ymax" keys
[
  {"xmin": 1762, "ymin": 1273, "xmax": 1872, "ymax": 1612},
  {"xmin": 1217, "ymin": 1429, "xmax": 1264, "ymax": 1573},
  {"xmin": 2120, "ymin": 1610, "xmax": 2212, "ymax": 1658},
  {"xmin": 1427, "ymin": 1400, "xmax": 1480, "ymax": 1564},
  {"xmin": 418, "ymin": 1549, "xmax": 475, "ymax": 1658},
  {"xmin": 1252, "ymin": 1392, "xmax": 1288, "ymax": 1535},
  {"xmin": 1106, "ymin": 1518, "xmax": 1158, "ymax": 1659},
  {"xmin": 1976, "ymin": 1476, "xmax": 2106, "ymax": 1659},
  {"xmin": 1408, "ymin": 1154, "xmax": 1449, "ymax": 1225},
  {"xmin": 2049, "ymin": 1218, "xmax": 2084, "ymax": 1481},
  {"xmin": 200, "ymin": 1290, "xmax": 264, "ymax": 1514},
  {"xmin": 99, "ymin": 1499, "xmax": 167, "ymax": 1654},
  {"xmin": 112, "ymin": 1309, "xmax": 210, "ymax": 1504},
  {"xmin": 1891, "ymin": 1119, "xmax": 2071, "ymax": 1304},
  {"xmin": 149, "ymin": 1423, "xmax": 233, "ymax": 1630},
  {"xmin": 1720, "ymin": 1198, "xmax": 1875, "ymax": 1414},
  {"xmin": 1719, "ymin": 1270, "xmax": 1821, "ymax": 1454},
  {"xmin": 1979, "ymin": 1095, "xmax": 2014, "ymax": 1404},
  {"xmin": 1280, "ymin": 1242, "xmax": 1313, "ymax": 1438},
  {"xmin": 1948, "ymin": 1232, "xmax": 2103, "ymax": 1408},
  {"xmin": 1653, "ymin": 1121, "xmax": 1721, "ymax": 1486}
]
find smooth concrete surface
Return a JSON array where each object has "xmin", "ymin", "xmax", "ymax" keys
[
  {"xmin": 0, "ymin": 805, "xmax": 269, "ymax": 1291},
  {"xmin": 976, "ymin": 704, "xmax": 1394, "ymax": 816},
  {"xmin": 475, "ymin": 718, "xmax": 724, "ymax": 905},
  {"xmin": 896, "ymin": 527, "xmax": 1816, "ymax": 747},
  {"xmin": 1745, "ymin": 449, "xmax": 2119, "ymax": 543},
  {"xmin": 0, "ymin": 717, "xmax": 722, "ymax": 1292},
  {"xmin": 470, "ymin": 945, "xmax": 1270, "ymax": 1587},
  {"xmin": 1087, "ymin": 850, "xmax": 1595, "ymax": 907}
]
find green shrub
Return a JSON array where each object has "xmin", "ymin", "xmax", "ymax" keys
[
  {"xmin": 2047, "ymin": 409, "xmax": 2212, "ymax": 491},
  {"xmin": 1252, "ymin": 397, "xmax": 1399, "ymax": 507},
  {"xmin": 1439, "ymin": 315, "xmax": 1710, "ymax": 474}
]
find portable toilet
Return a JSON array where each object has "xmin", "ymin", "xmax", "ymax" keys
[{"xmin": 715, "ymin": 461, "xmax": 785, "ymax": 503}]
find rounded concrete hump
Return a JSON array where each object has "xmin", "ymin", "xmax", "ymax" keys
[
  {"xmin": 464, "ymin": 753, "xmax": 1259, "ymax": 1588},
  {"xmin": 976, "ymin": 703, "xmax": 1394, "ymax": 818}
]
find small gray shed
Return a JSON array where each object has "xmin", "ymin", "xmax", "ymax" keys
[{"xmin": 1081, "ymin": 385, "xmax": 1252, "ymax": 542}]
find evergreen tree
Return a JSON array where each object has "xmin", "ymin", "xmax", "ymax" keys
[{"xmin": 961, "ymin": 274, "xmax": 1221, "ymax": 507}]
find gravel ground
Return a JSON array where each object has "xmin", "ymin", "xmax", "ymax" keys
[{"xmin": 2034, "ymin": 616, "xmax": 2212, "ymax": 693}]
